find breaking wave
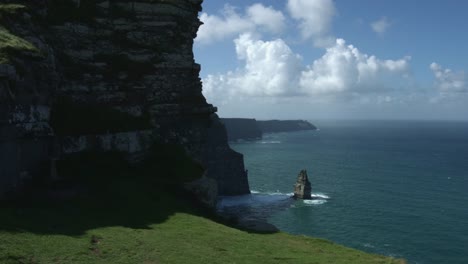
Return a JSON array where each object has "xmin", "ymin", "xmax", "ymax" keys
[
  {"xmin": 258, "ymin": 141, "xmax": 282, "ymax": 144},
  {"xmin": 251, "ymin": 190, "xmax": 329, "ymax": 199},
  {"xmin": 311, "ymin": 193, "xmax": 330, "ymax": 199},
  {"xmin": 303, "ymin": 199, "xmax": 327, "ymax": 205},
  {"xmin": 263, "ymin": 191, "xmax": 294, "ymax": 196},
  {"xmin": 218, "ymin": 190, "xmax": 330, "ymax": 210}
]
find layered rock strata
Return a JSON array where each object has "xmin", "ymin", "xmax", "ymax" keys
[{"xmin": 0, "ymin": 0, "xmax": 249, "ymax": 204}]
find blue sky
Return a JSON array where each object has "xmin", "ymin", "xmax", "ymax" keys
[{"xmin": 194, "ymin": 0, "xmax": 468, "ymax": 120}]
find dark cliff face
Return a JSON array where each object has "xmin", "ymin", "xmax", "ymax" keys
[{"xmin": 0, "ymin": 0, "xmax": 249, "ymax": 204}]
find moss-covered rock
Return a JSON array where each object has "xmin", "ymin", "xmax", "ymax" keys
[
  {"xmin": 0, "ymin": 26, "xmax": 39, "ymax": 64},
  {"xmin": 0, "ymin": 3, "xmax": 26, "ymax": 16}
]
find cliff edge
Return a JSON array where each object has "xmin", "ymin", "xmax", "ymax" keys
[{"xmin": 0, "ymin": 0, "xmax": 249, "ymax": 205}]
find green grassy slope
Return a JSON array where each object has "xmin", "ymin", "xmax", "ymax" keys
[
  {"xmin": 0, "ymin": 148, "xmax": 405, "ymax": 264},
  {"xmin": 0, "ymin": 195, "xmax": 405, "ymax": 264}
]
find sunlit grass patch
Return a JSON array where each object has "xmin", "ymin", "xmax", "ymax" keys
[
  {"xmin": 0, "ymin": 4, "xmax": 26, "ymax": 15},
  {"xmin": 0, "ymin": 26, "xmax": 39, "ymax": 64}
]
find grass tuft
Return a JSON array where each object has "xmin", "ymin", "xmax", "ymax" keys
[
  {"xmin": 0, "ymin": 26, "xmax": 39, "ymax": 64},
  {"xmin": 0, "ymin": 4, "xmax": 26, "ymax": 16}
]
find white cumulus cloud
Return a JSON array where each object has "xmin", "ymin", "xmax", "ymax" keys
[
  {"xmin": 371, "ymin": 17, "xmax": 391, "ymax": 35},
  {"xmin": 196, "ymin": 4, "xmax": 285, "ymax": 45},
  {"xmin": 287, "ymin": 0, "xmax": 336, "ymax": 47},
  {"xmin": 203, "ymin": 36, "xmax": 412, "ymax": 102},
  {"xmin": 246, "ymin": 3, "xmax": 286, "ymax": 34},
  {"xmin": 430, "ymin": 63, "xmax": 467, "ymax": 92},
  {"xmin": 203, "ymin": 33, "xmax": 303, "ymax": 100},
  {"xmin": 300, "ymin": 39, "xmax": 411, "ymax": 94}
]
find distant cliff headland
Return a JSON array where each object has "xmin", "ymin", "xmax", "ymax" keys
[{"xmin": 221, "ymin": 118, "xmax": 316, "ymax": 141}]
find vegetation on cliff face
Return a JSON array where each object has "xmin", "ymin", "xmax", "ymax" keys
[
  {"xmin": 0, "ymin": 4, "xmax": 41, "ymax": 64},
  {"xmin": 0, "ymin": 27, "xmax": 38, "ymax": 64},
  {"xmin": 0, "ymin": 4, "xmax": 25, "ymax": 15}
]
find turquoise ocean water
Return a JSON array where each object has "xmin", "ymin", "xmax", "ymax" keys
[{"xmin": 221, "ymin": 120, "xmax": 468, "ymax": 264}]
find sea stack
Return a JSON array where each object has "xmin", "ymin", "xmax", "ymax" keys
[{"xmin": 293, "ymin": 170, "xmax": 312, "ymax": 199}]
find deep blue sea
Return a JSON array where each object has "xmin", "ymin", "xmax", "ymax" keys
[{"xmin": 220, "ymin": 120, "xmax": 468, "ymax": 264}]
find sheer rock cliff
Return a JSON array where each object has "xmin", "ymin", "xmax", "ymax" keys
[{"xmin": 0, "ymin": 0, "xmax": 249, "ymax": 205}]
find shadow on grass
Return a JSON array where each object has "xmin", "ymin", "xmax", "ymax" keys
[
  {"xmin": 0, "ymin": 145, "xmax": 276, "ymax": 237},
  {"xmin": 0, "ymin": 187, "xmax": 190, "ymax": 236}
]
